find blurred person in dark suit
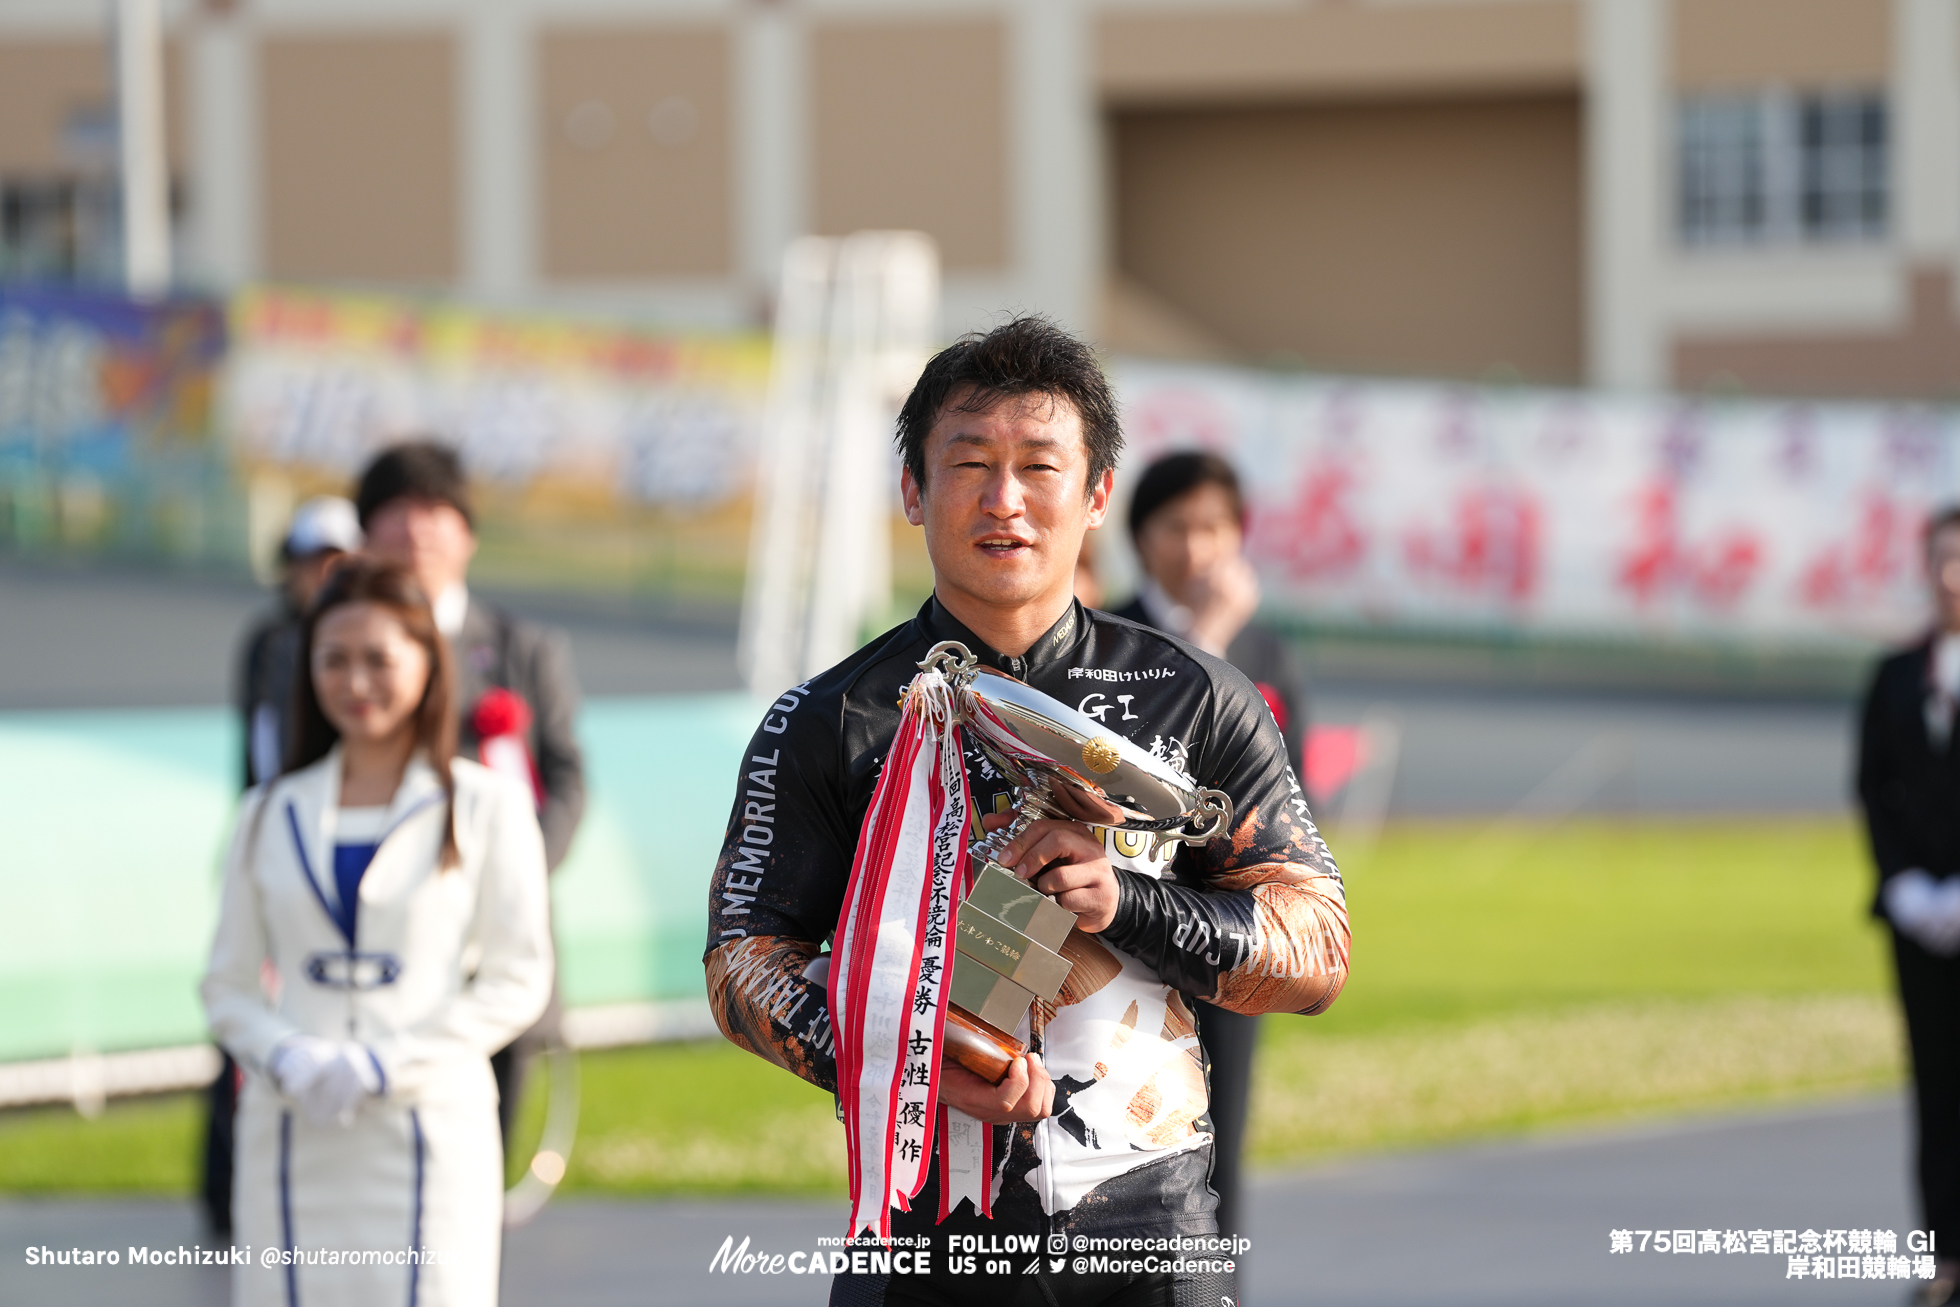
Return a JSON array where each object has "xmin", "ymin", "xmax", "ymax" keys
[
  {"xmin": 1863, "ymin": 504, "xmax": 1960, "ymax": 1307},
  {"xmin": 356, "ymin": 441, "xmax": 587, "ymax": 1148},
  {"xmin": 203, "ymin": 494, "xmax": 362, "ymax": 1237},
  {"xmin": 1111, "ymin": 450, "xmax": 1310, "ymax": 1241},
  {"xmin": 1114, "ymin": 452, "xmax": 1306, "ymax": 775},
  {"xmin": 237, "ymin": 497, "xmax": 363, "ymax": 788}
]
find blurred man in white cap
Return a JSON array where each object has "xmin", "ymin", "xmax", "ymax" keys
[
  {"xmin": 200, "ymin": 494, "xmax": 361, "ymax": 1239},
  {"xmin": 237, "ymin": 495, "xmax": 363, "ymax": 787}
]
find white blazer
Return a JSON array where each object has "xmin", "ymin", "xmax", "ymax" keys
[
  {"xmin": 202, "ymin": 749, "xmax": 553, "ymax": 1307},
  {"xmin": 204, "ymin": 748, "xmax": 553, "ymax": 1102}
]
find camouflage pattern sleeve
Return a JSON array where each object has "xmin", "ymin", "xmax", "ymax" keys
[
  {"xmin": 704, "ymin": 936, "xmax": 838, "ymax": 1092},
  {"xmin": 1205, "ymin": 863, "xmax": 1349, "ymax": 1016}
]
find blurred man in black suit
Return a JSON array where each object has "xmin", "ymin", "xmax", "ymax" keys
[
  {"xmin": 1112, "ymin": 450, "xmax": 1310, "ymax": 1241},
  {"xmin": 1860, "ymin": 504, "xmax": 1960, "ymax": 1307},
  {"xmin": 357, "ymin": 441, "xmax": 586, "ymax": 1147}
]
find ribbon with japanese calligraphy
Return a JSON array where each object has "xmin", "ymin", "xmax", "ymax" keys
[{"xmin": 829, "ymin": 665, "xmax": 970, "ymax": 1238}]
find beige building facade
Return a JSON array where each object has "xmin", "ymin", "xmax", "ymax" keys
[{"xmin": 2, "ymin": 0, "xmax": 1958, "ymax": 399}]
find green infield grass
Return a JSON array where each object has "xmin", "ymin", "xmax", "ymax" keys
[{"xmin": 0, "ymin": 816, "xmax": 1901, "ymax": 1195}]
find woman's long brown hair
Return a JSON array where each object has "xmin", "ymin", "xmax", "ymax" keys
[{"xmin": 286, "ymin": 558, "xmax": 461, "ymax": 869}]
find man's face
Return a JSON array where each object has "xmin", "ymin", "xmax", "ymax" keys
[
  {"xmin": 1931, "ymin": 523, "xmax": 1960, "ymax": 631},
  {"xmin": 901, "ymin": 390, "xmax": 1112, "ymax": 620},
  {"xmin": 1134, "ymin": 483, "xmax": 1244, "ymax": 606},
  {"xmin": 363, "ymin": 496, "xmax": 476, "ymax": 601}
]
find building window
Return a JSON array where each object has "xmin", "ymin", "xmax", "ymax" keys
[
  {"xmin": 1678, "ymin": 91, "xmax": 1887, "ymax": 247},
  {"xmin": 1, "ymin": 179, "xmax": 121, "ymax": 284}
]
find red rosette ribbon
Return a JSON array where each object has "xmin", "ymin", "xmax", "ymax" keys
[{"xmin": 472, "ymin": 687, "xmax": 543, "ymax": 809}]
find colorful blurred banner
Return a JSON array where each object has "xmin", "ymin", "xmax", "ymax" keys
[
  {"xmin": 225, "ymin": 286, "xmax": 770, "ymax": 508},
  {"xmin": 1114, "ymin": 361, "xmax": 1960, "ymax": 648},
  {"xmin": 6, "ymin": 284, "xmax": 1955, "ymax": 649},
  {"xmin": 0, "ymin": 285, "xmax": 230, "ymax": 556}
]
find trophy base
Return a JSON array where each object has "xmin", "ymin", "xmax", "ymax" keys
[{"xmin": 944, "ymin": 1006, "xmax": 1026, "ymax": 1086}]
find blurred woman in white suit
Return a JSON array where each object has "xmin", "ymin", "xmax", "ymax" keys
[{"xmin": 203, "ymin": 558, "xmax": 553, "ymax": 1307}]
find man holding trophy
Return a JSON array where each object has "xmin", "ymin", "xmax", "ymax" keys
[{"xmin": 705, "ymin": 317, "xmax": 1351, "ymax": 1307}]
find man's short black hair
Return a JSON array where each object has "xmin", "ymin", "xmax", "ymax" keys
[
  {"xmin": 1127, "ymin": 450, "xmax": 1244, "ymax": 540},
  {"xmin": 894, "ymin": 316, "xmax": 1122, "ymax": 494},
  {"xmin": 355, "ymin": 440, "xmax": 473, "ymax": 529}
]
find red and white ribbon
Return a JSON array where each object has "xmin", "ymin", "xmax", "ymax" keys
[
  {"xmin": 828, "ymin": 662, "xmax": 1079, "ymax": 1235},
  {"xmin": 828, "ymin": 667, "xmax": 969, "ymax": 1238},
  {"xmin": 937, "ymin": 1103, "xmax": 995, "ymax": 1219}
]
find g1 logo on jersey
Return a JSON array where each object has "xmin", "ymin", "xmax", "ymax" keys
[{"xmin": 1077, "ymin": 692, "xmax": 1142, "ymax": 723}]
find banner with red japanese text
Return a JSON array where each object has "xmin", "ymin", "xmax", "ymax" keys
[
  {"xmin": 223, "ymin": 286, "xmax": 770, "ymax": 507},
  {"xmin": 1110, "ymin": 361, "xmax": 1960, "ymax": 648}
]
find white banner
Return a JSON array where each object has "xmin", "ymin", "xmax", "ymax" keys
[{"xmin": 1111, "ymin": 361, "xmax": 1960, "ymax": 648}]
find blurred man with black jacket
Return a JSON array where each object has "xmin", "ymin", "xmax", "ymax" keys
[
  {"xmin": 1860, "ymin": 504, "xmax": 1960, "ymax": 1307},
  {"xmin": 1112, "ymin": 450, "xmax": 1310, "ymax": 1243},
  {"xmin": 357, "ymin": 441, "xmax": 587, "ymax": 1147}
]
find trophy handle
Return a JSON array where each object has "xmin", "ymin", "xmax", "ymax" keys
[
  {"xmin": 1165, "ymin": 787, "xmax": 1233, "ymax": 845},
  {"xmin": 943, "ymin": 1006, "xmax": 1026, "ymax": 1086},
  {"xmin": 920, "ymin": 641, "xmax": 980, "ymax": 682}
]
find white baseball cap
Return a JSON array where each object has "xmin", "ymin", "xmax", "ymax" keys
[{"xmin": 284, "ymin": 496, "xmax": 363, "ymax": 558}]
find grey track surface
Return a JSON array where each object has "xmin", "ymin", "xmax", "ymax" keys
[
  {"xmin": 0, "ymin": 561, "xmax": 1862, "ymax": 815},
  {"xmin": 1252, "ymin": 1094, "xmax": 1915, "ymax": 1307},
  {"xmin": 0, "ymin": 1094, "xmax": 1918, "ymax": 1306},
  {"xmin": 0, "ymin": 561, "xmax": 743, "ymax": 708},
  {"xmin": 1314, "ymin": 684, "xmax": 1857, "ymax": 816}
]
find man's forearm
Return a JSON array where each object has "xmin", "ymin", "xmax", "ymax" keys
[
  {"xmin": 1101, "ymin": 866, "xmax": 1349, "ymax": 1016},
  {"xmin": 705, "ymin": 936, "xmax": 838, "ymax": 1092},
  {"xmin": 1217, "ymin": 873, "xmax": 1349, "ymax": 1015}
]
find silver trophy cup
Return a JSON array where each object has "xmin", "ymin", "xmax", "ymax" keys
[{"xmin": 917, "ymin": 641, "xmax": 1233, "ymax": 1083}]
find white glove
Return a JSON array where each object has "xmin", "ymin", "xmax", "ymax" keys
[
  {"xmin": 271, "ymin": 1037, "xmax": 382, "ymax": 1128},
  {"xmin": 300, "ymin": 1045, "xmax": 382, "ymax": 1128},
  {"xmin": 1927, "ymin": 881, "xmax": 1960, "ymax": 957},
  {"xmin": 1885, "ymin": 871, "xmax": 1960, "ymax": 956},
  {"xmin": 268, "ymin": 1035, "xmax": 339, "ymax": 1099}
]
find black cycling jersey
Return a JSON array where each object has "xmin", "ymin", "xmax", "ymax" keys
[{"xmin": 704, "ymin": 596, "xmax": 1349, "ymax": 1255}]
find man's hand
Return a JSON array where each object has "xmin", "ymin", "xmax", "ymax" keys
[
  {"xmin": 981, "ymin": 813, "xmax": 1121, "ymax": 932},
  {"xmin": 937, "ymin": 1050, "xmax": 1054, "ymax": 1122},
  {"xmin": 1184, "ymin": 554, "xmax": 1260, "ymax": 658}
]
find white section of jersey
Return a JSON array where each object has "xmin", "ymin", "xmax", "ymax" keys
[{"xmin": 1014, "ymin": 823, "xmax": 1211, "ymax": 1216}]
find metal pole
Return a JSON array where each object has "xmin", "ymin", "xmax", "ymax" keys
[{"xmin": 117, "ymin": 0, "xmax": 171, "ymax": 298}]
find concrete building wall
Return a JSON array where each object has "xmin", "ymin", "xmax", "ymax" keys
[
  {"xmin": 1675, "ymin": 264, "xmax": 1960, "ymax": 398},
  {"xmin": 1114, "ymin": 94, "xmax": 1585, "ymax": 382},
  {"xmin": 536, "ymin": 25, "xmax": 733, "ymax": 280},
  {"xmin": 258, "ymin": 32, "xmax": 459, "ymax": 284},
  {"xmin": 2, "ymin": 0, "xmax": 1958, "ymax": 400},
  {"xmin": 1098, "ymin": 0, "xmax": 1581, "ymax": 104},
  {"xmin": 1656, "ymin": 0, "xmax": 1960, "ymax": 399},
  {"xmin": 1672, "ymin": 0, "xmax": 1891, "ymax": 88},
  {"xmin": 0, "ymin": 39, "xmax": 114, "ymax": 173},
  {"xmin": 0, "ymin": 35, "xmax": 185, "ymax": 173},
  {"xmin": 810, "ymin": 19, "xmax": 1009, "ymax": 272}
]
